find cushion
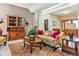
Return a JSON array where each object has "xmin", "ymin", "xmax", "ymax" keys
[
  {"xmin": 38, "ymin": 29, "xmax": 44, "ymax": 35},
  {"xmin": 51, "ymin": 31, "xmax": 60, "ymax": 38}
]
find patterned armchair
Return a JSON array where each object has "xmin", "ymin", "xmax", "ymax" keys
[
  {"xmin": 0, "ymin": 29, "xmax": 7, "ymax": 46},
  {"xmin": 0, "ymin": 34, "xmax": 7, "ymax": 46}
]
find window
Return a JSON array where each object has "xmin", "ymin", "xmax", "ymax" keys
[{"xmin": 73, "ymin": 20, "xmax": 78, "ymax": 29}]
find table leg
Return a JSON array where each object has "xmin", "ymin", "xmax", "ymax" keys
[
  {"xmin": 24, "ymin": 40, "xmax": 25, "ymax": 47},
  {"xmin": 30, "ymin": 43, "xmax": 32, "ymax": 53},
  {"xmin": 62, "ymin": 39, "xmax": 64, "ymax": 51},
  {"xmin": 75, "ymin": 42, "xmax": 78, "ymax": 56},
  {"xmin": 40, "ymin": 42, "xmax": 41, "ymax": 50}
]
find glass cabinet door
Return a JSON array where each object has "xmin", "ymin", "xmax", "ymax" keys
[
  {"xmin": 8, "ymin": 16, "xmax": 17, "ymax": 26},
  {"xmin": 18, "ymin": 17, "xmax": 25, "ymax": 26}
]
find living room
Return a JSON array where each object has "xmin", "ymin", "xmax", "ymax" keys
[{"xmin": 0, "ymin": 3, "xmax": 79, "ymax": 56}]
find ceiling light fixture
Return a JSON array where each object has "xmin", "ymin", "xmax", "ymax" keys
[{"xmin": 61, "ymin": 10, "xmax": 70, "ymax": 14}]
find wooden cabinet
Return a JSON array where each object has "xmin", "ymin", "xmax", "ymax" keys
[
  {"xmin": 7, "ymin": 16, "xmax": 25, "ymax": 41},
  {"xmin": 8, "ymin": 27, "xmax": 25, "ymax": 41},
  {"xmin": 63, "ymin": 29, "xmax": 78, "ymax": 37}
]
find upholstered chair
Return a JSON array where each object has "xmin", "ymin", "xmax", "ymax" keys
[{"xmin": 0, "ymin": 29, "xmax": 7, "ymax": 46}]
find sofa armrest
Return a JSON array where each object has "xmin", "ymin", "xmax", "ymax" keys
[{"xmin": 55, "ymin": 33, "xmax": 64, "ymax": 45}]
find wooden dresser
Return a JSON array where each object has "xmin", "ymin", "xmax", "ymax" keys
[{"xmin": 7, "ymin": 16, "xmax": 25, "ymax": 41}]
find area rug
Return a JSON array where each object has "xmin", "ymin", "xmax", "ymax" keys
[{"xmin": 9, "ymin": 42, "xmax": 69, "ymax": 56}]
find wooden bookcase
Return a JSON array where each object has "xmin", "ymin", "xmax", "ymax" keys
[{"xmin": 7, "ymin": 16, "xmax": 25, "ymax": 41}]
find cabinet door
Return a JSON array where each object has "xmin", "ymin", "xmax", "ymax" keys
[
  {"xmin": 16, "ymin": 32, "xmax": 20, "ymax": 39},
  {"xmin": 8, "ymin": 16, "xmax": 17, "ymax": 27},
  {"xmin": 16, "ymin": 32, "xmax": 25, "ymax": 39},
  {"xmin": 18, "ymin": 17, "xmax": 25, "ymax": 26},
  {"xmin": 9, "ymin": 32, "xmax": 16, "ymax": 40},
  {"xmin": 12, "ymin": 32, "xmax": 16, "ymax": 40},
  {"xmin": 20, "ymin": 32, "xmax": 25, "ymax": 39},
  {"xmin": 8, "ymin": 32, "xmax": 11, "ymax": 41}
]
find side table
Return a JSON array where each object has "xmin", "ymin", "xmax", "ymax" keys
[{"xmin": 62, "ymin": 38, "xmax": 79, "ymax": 56}]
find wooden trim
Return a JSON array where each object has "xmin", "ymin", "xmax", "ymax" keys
[
  {"xmin": 7, "ymin": 16, "xmax": 9, "ymax": 27},
  {"xmin": 16, "ymin": 16, "xmax": 18, "ymax": 26},
  {"xmin": 62, "ymin": 18, "xmax": 78, "ymax": 22}
]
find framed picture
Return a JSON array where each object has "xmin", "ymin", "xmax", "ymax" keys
[
  {"xmin": 53, "ymin": 21, "xmax": 57, "ymax": 26},
  {"xmin": 44, "ymin": 19, "xmax": 48, "ymax": 31}
]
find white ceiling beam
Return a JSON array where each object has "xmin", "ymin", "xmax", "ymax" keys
[
  {"xmin": 41, "ymin": 3, "xmax": 78, "ymax": 15},
  {"xmin": 29, "ymin": 3, "xmax": 48, "ymax": 12},
  {"xmin": 41, "ymin": 3, "xmax": 66, "ymax": 13}
]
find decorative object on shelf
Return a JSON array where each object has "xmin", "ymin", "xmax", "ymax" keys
[{"xmin": 26, "ymin": 22, "xmax": 28, "ymax": 26}]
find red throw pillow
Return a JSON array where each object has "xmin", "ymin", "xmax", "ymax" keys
[
  {"xmin": 51, "ymin": 31, "xmax": 60, "ymax": 38},
  {"xmin": 38, "ymin": 29, "xmax": 44, "ymax": 35}
]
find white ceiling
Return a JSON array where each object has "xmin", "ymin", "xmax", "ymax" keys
[
  {"xmin": 8, "ymin": 3, "xmax": 58, "ymax": 12},
  {"xmin": 8, "ymin": 3, "xmax": 78, "ymax": 16},
  {"xmin": 50, "ymin": 4, "xmax": 78, "ymax": 16}
]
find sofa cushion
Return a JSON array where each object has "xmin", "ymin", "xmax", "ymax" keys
[
  {"xmin": 51, "ymin": 31, "xmax": 60, "ymax": 38},
  {"xmin": 37, "ymin": 35, "xmax": 61, "ymax": 46},
  {"xmin": 38, "ymin": 29, "xmax": 44, "ymax": 35}
]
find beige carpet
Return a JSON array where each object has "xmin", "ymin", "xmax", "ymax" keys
[{"xmin": 9, "ymin": 42, "xmax": 69, "ymax": 56}]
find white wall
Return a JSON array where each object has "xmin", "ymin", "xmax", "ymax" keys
[
  {"xmin": 59, "ymin": 13, "xmax": 77, "ymax": 20},
  {"xmin": 37, "ymin": 13, "xmax": 61, "ymax": 31},
  {"xmin": 50, "ymin": 15, "xmax": 61, "ymax": 29},
  {"xmin": 38, "ymin": 13, "xmax": 50, "ymax": 30},
  {"xmin": 0, "ymin": 3, "xmax": 34, "ymax": 34}
]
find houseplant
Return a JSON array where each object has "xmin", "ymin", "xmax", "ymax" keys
[{"xmin": 28, "ymin": 28, "xmax": 37, "ymax": 37}]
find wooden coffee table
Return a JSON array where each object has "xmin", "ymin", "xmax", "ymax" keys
[{"xmin": 24, "ymin": 36, "xmax": 41, "ymax": 53}]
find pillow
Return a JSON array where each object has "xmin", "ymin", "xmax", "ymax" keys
[
  {"xmin": 38, "ymin": 29, "xmax": 44, "ymax": 35},
  {"xmin": 51, "ymin": 31, "xmax": 60, "ymax": 38}
]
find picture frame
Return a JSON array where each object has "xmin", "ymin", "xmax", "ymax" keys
[
  {"xmin": 53, "ymin": 21, "xmax": 57, "ymax": 26},
  {"xmin": 44, "ymin": 19, "xmax": 48, "ymax": 31}
]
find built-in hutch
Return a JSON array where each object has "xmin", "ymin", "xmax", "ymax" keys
[{"xmin": 7, "ymin": 15, "xmax": 25, "ymax": 41}]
